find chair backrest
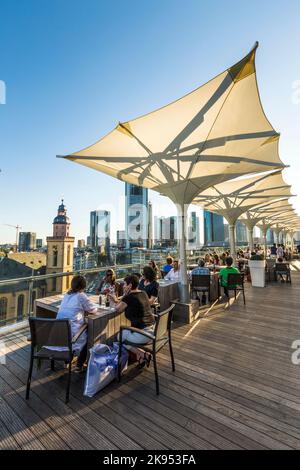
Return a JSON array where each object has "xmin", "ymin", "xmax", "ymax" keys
[
  {"xmin": 227, "ymin": 273, "xmax": 244, "ymax": 288},
  {"xmin": 29, "ymin": 317, "xmax": 72, "ymax": 349},
  {"xmin": 192, "ymin": 274, "xmax": 210, "ymax": 288},
  {"xmin": 154, "ymin": 304, "xmax": 175, "ymax": 344},
  {"xmin": 275, "ymin": 263, "xmax": 290, "ymax": 272}
]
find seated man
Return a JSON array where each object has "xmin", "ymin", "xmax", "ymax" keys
[
  {"xmin": 164, "ymin": 260, "xmax": 180, "ymax": 281},
  {"xmin": 275, "ymin": 257, "xmax": 289, "ymax": 283},
  {"xmin": 219, "ymin": 256, "xmax": 239, "ymax": 299},
  {"xmin": 190, "ymin": 259, "xmax": 210, "ymax": 305}
]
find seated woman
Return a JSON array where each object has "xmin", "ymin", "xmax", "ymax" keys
[
  {"xmin": 46, "ymin": 275, "xmax": 98, "ymax": 372},
  {"xmin": 96, "ymin": 269, "xmax": 119, "ymax": 296},
  {"xmin": 213, "ymin": 254, "xmax": 220, "ymax": 266},
  {"xmin": 138, "ymin": 266, "xmax": 159, "ymax": 305},
  {"xmin": 164, "ymin": 260, "xmax": 180, "ymax": 281},
  {"xmin": 112, "ymin": 274, "xmax": 155, "ymax": 367},
  {"xmin": 204, "ymin": 253, "xmax": 212, "ymax": 266},
  {"xmin": 148, "ymin": 259, "xmax": 159, "ymax": 278}
]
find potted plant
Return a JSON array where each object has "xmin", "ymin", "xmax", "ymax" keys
[{"xmin": 248, "ymin": 253, "xmax": 266, "ymax": 288}]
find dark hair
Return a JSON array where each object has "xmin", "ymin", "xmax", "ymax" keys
[
  {"xmin": 225, "ymin": 256, "xmax": 233, "ymax": 267},
  {"xmin": 278, "ymin": 257, "xmax": 283, "ymax": 262},
  {"xmin": 124, "ymin": 274, "xmax": 139, "ymax": 290},
  {"xmin": 166, "ymin": 256, "xmax": 173, "ymax": 265},
  {"xmin": 149, "ymin": 259, "xmax": 157, "ymax": 270},
  {"xmin": 68, "ymin": 275, "xmax": 86, "ymax": 294},
  {"xmin": 199, "ymin": 259, "xmax": 205, "ymax": 267},
  {"xmin": 143, "ymin": 265, "xmax": 156, "ymax": 282}
]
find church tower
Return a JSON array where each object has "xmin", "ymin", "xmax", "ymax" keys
[{"xmin": 46, "ymin": 200, "xmax": 75, "ymax": 295}]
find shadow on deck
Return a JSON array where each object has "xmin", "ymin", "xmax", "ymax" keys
[{"xmin": 1, "ymin": 262, "xmax": 300, "ymax": 450}]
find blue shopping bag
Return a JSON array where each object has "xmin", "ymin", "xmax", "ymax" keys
[{"xmin": 83, "ymin": 342, "xmax": 128, "ymax": 397}]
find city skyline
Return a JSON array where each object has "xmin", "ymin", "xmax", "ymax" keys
[{"xmin": 1, "ymin": 0, "xmax": 300, "ymax": 244}]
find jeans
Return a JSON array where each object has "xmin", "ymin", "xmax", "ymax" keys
[
  {"xmin": 118, "ymin": 326, "xmax": 154, "ymax": 351},
  {"xmin": 76, "ymin": 343, "xmax": 87, "ymax": 367}
]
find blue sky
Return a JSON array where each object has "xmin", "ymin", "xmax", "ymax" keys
[{"xmin": 0, "ymin": 0, "xmax": 300, "ymax": 244}]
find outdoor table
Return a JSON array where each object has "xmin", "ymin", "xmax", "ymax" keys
[
  {"xmin": 158, "ymin": 280, "xmax": 179, "ymax": 311},
  {"xmin": 34, "ymin": 281, "xmax": 180, "ymax": 349},
  {"xmin": 34, "ymin": 295, "xmax": 131, "ymax": 350}
]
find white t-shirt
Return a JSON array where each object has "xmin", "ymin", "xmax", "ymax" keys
[
  {"xmin": 45, "ymin": 292, "xmax": 98, "ymax": 353},
  {"xmin": 164, "ymin": 268, "xmax": 180, "ymax": 281}
]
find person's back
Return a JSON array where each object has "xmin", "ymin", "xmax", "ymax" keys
[
  {"xmin": 191, "ymin": 259, "xmax": 210, "ymax": 276},
  {"xmin": 191, "ymin": 259, "xmax": 210, "ymax": 304},
  {"xmin": 219, "ymin": 256, "xmax": 239, "ymax": 298},
  {"xmin": 122, "ymin": 290, "xmax": 154, "ymax": 329},
  {"xmin": 270, "ymin": 244, "xmax": 277, "ymax": 256}
]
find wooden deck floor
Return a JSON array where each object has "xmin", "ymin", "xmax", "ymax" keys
[{"xmin": 1, "ymin": 262, "xmax": 300, "ymax": 450}]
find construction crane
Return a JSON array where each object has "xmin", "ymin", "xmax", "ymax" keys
[{"xmin": 4, "ymin": 224, "xmax": 22, "ymax": 252}]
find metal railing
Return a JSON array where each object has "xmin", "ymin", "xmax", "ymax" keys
[{"xmin": 0, "ymin": 247, "xmax": 238, "ymax": 330}]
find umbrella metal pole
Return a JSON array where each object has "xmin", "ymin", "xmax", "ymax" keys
[
  {"xmin": 177, "ymin": 203, "xmax": 190, "ymax": 303},
  {"xmin": 262, "ymin": 228, "xmax": 268, "ymax": 257},
  {"xmin": 228, "ymin": 223, "xmax": 237, "ymax": 263},
  {"xmin": 247, "ymin": 226, "xmax": 254, "ymax": 252}
]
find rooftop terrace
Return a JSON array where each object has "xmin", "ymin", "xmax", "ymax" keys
[{"xmin": 1, "ymin": 263, "xmax": 300, "ymax": 450}]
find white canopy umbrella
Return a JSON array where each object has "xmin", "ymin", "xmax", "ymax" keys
[
  {"xmin": 59, "ymin": 43, "xmax": 285, "ymax": 301},
  {"xmin": 240, "ymin": 199, "xmax": 295, "ymax": 250},
  {"xmin": 257, "ymin": 210, "xmax": 298, "ymax": 249},
  {"xmin": 193, "ymin": 170, "xmax": 292, "ymax": 260}
]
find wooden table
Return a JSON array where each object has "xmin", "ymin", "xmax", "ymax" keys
[
  {"xmin": 158, "ymin": 280, "xmax": 179, "ymax": 311},
  {"xmin": 34, "ymin": 281, "xmax": 179, "ymax": 350},
  {"xmin": 35, "ymin": 295, "xmax": 130, "ymax": 351}
]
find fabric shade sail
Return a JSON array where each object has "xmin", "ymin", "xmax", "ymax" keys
[
  {"xmin": 193, "ymin": 170, "xmax": 293, "ymax": 257},
  {"xmin": 257, "ymin": 208, "xmax": 298, "ymax": 247},
  {"xmin": 60, "ymin": 42, "xmax": 286, "ymax": 300},
  {"xmin": 61, "ymin": 42, "xmax": 284, "ymax": 205},
  {"xmin": 240, "ymin": 199, "xmax": 295, "ymax": 250}
]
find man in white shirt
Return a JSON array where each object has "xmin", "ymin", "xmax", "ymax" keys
[{"xmin": 164, "ymin": 260, "xmax": 180, "ymax": 281}]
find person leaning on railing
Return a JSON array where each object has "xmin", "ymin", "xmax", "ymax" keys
[{"xmin": 219, "ymin": 256, "xmax": 240, "ymax": 299}]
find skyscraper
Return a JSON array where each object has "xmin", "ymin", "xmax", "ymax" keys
[
  {"xmin": 125, "ymin": 183, "xmax": 148, "ymax": 248},
  {"xmin": 117, "ymin": 230, "xmax": 126, "ymax": 249},
  {"xmin": 266, "ymin": 228, "xmax": 275, "ymax": 244},
  {"xmin": 18, "ymin": 232, "xmax": 36, "ymax": 252},
  {"xmin": 148, "ymin": 201, "xmax": 153, "ymax": 249},
  {"xmin": 235, "ymin": 220, "xmax": 247, "ymax": 244},
  {"xmin": 90, "ymin": 210, "xmax": 111, "ymax": 257},
  {"xmin": 204, "ymin": 211, "xmax": 224, "ymax": 246},
  {"xmin": 188, "ymin": 211, "xmax": 200, "ymax": 248},
  {"xmin": 153, "ymin": 216, "xmax": 177, "ymax": 247}
]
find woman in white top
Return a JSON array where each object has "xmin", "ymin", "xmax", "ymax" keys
[
  {"xmin": 47, "ymin": 275, "xmax": 98, "ymax": 372},
  {"xmin": 164, "ymin": 260, "xmax": 180, "ymax": 281}
]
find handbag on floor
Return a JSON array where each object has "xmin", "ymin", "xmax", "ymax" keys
[{"xmin": 83, "ymin": 342, "xmax": 128, "ymax": 397}]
